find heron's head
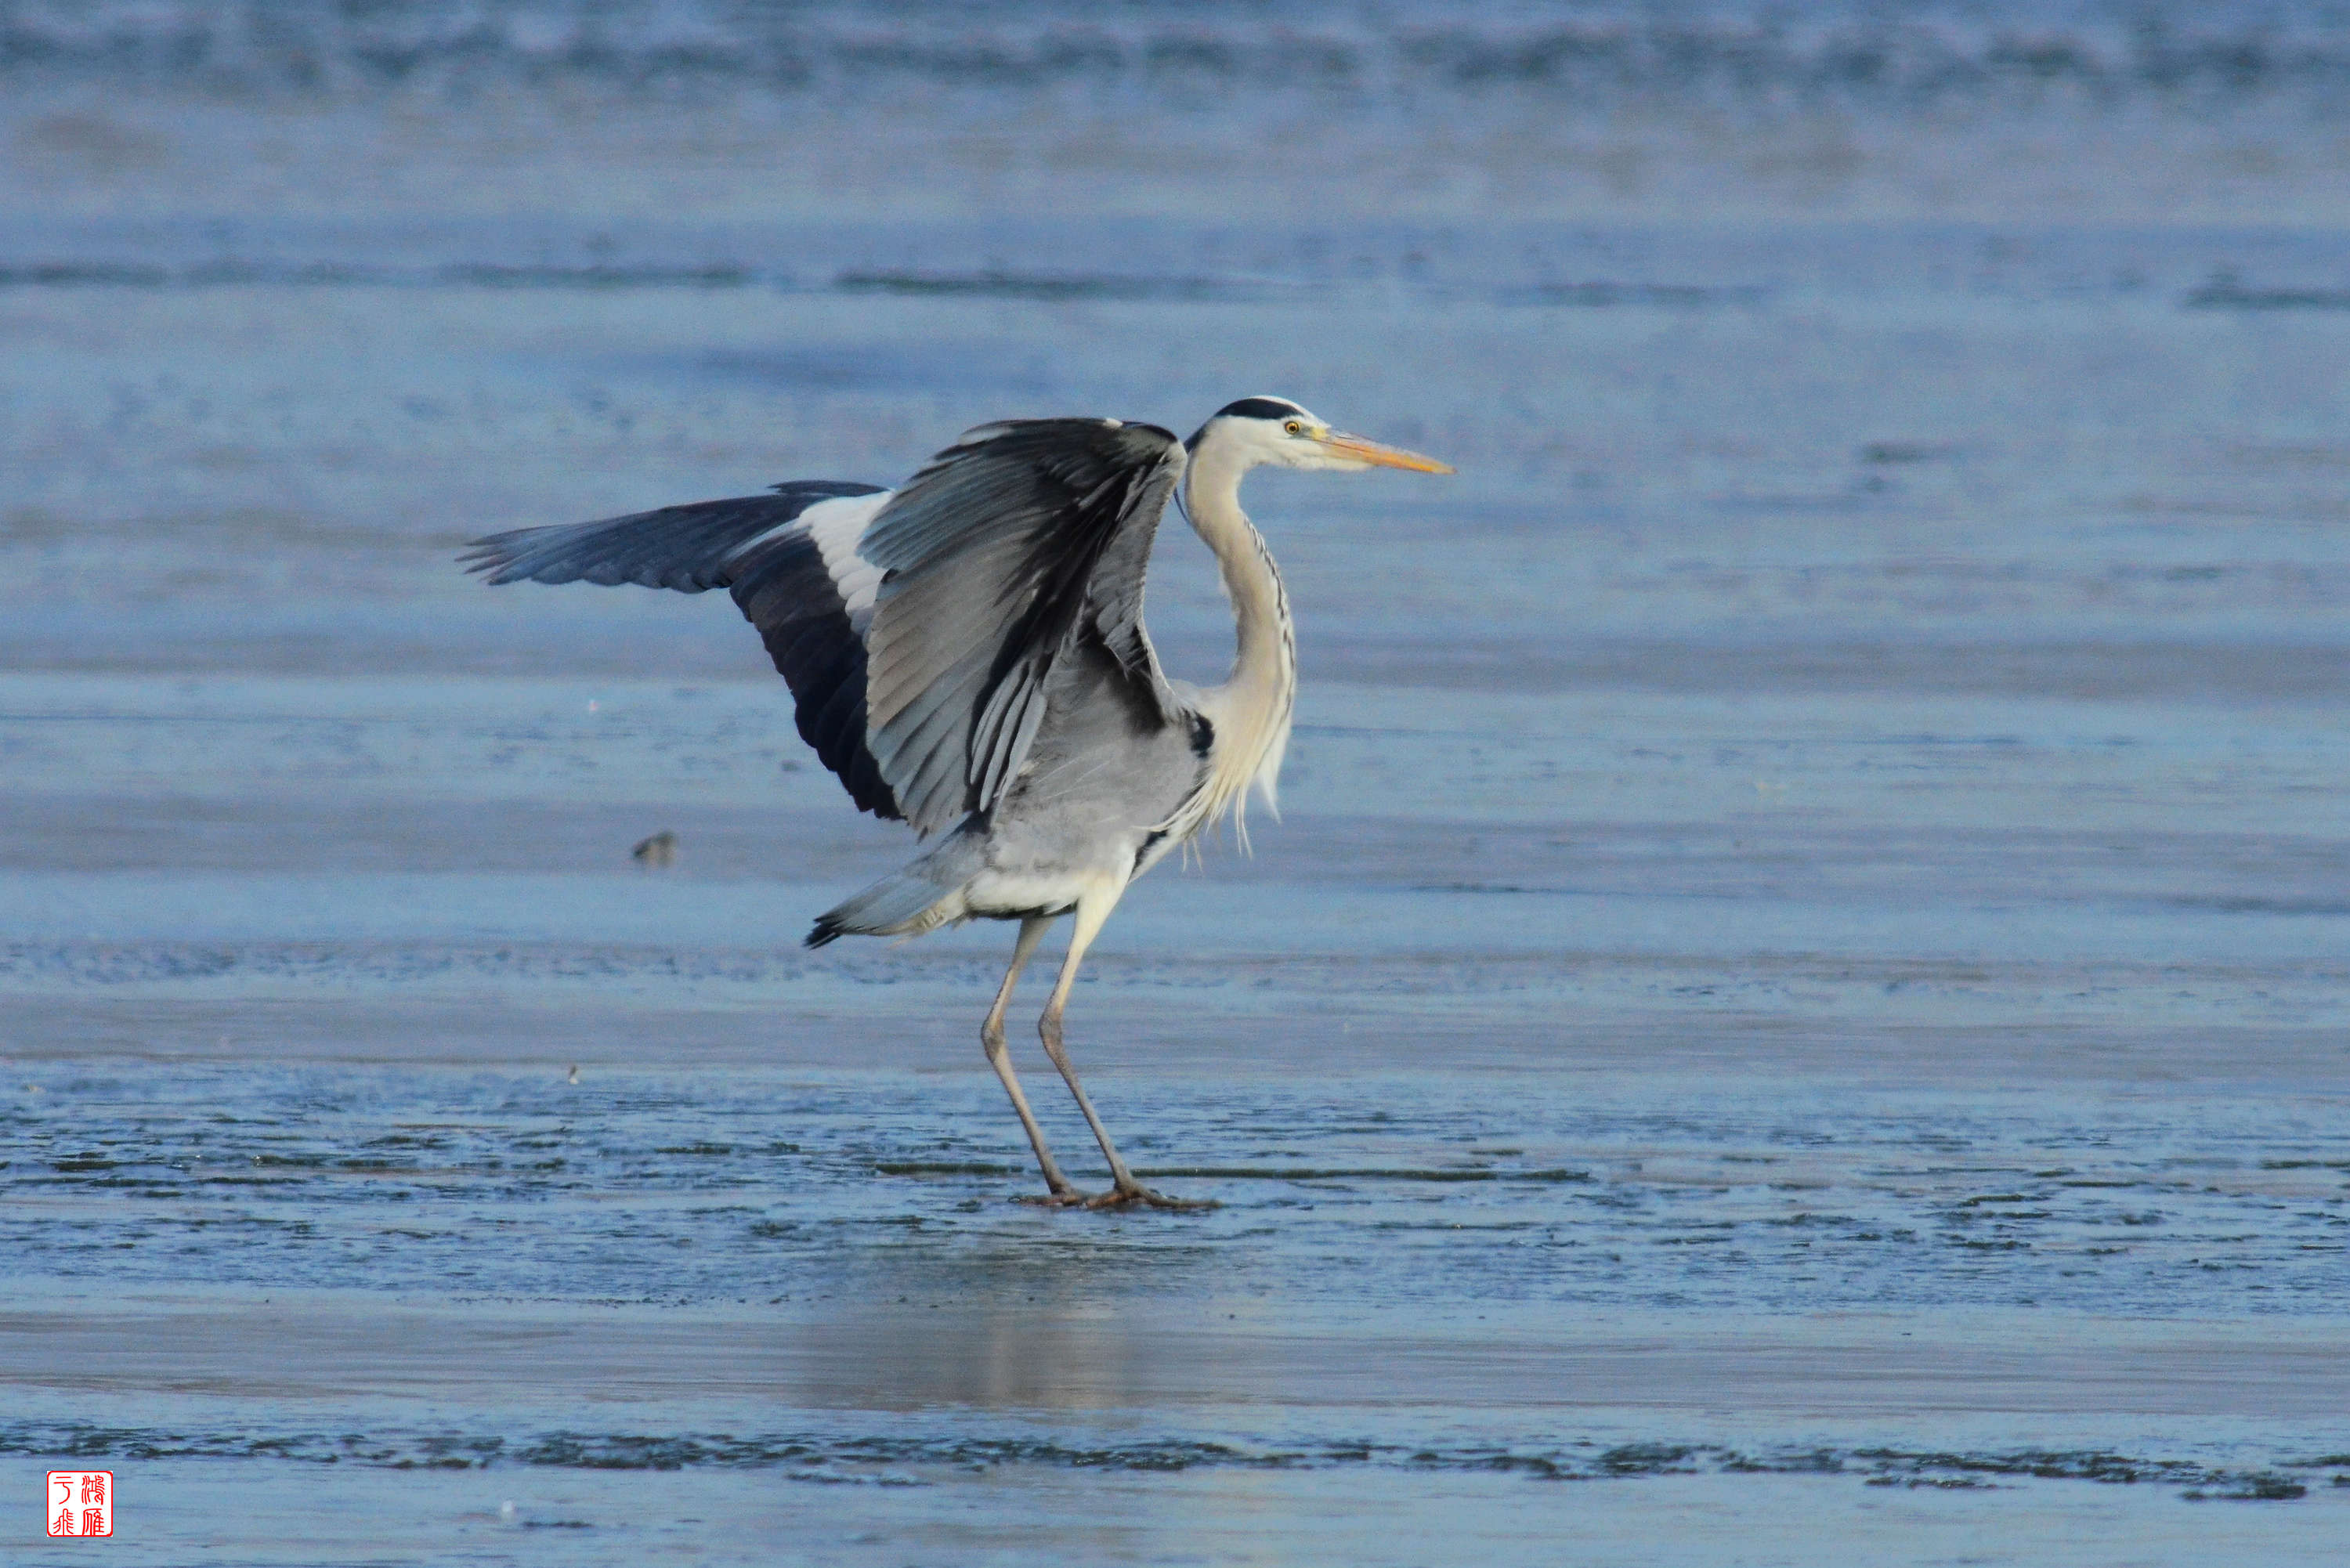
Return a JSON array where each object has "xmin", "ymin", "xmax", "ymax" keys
[{"xmin": 1188, "ymin": 396, "xmax": 1452, "ymax": 475}]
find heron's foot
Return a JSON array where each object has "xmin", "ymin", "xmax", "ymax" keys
[
  {"xmin": 1085, "ymin": 1181, "xmax": 1217, "ymax": 1212},
  {"xmin": 1016, "ymin": 1183, "xmax": 1097, "ymax": 1208}
]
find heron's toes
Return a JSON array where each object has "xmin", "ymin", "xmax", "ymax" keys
[
  {"xmin": 1086, "ymin": 1184, "xmax": 1217, "ymax": 1212},
  {"xmin": 1017, "ymin": 1186, "xmax": 1098, "ymax": 1208}
]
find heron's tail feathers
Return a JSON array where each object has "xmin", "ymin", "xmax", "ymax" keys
[
  {"xmin": 804, "ymin": 883, "xmax": 966, "ymax": 947},
  {"xmin": 804, "ymin": 826, "xmax": 985, "ymax": 948}
]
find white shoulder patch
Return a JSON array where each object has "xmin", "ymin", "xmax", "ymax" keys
[{"xmin": 800, "ymin": 491, "xmax": 891, "ymax": 622}]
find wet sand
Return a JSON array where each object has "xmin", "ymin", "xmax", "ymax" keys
[{"xmin": 7, "ymin": 650, "xmax": 2346, "ymax": 1561}]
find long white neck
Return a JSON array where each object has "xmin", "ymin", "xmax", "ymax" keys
[{"xmin": 1172, "ymin": 438, "xmax": 1296, "ymax": 847}]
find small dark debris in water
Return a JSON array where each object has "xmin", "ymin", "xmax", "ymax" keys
[
  {"xmin": 2182, "ymin": 1476, "xmax": 2306, "ymax": 1501},
  {"xmin": 444, "ymin": 263, "xmax": 753, "ymax": 290},
  {"xmin": 1867, "ymin": 1475, "xmax": 1998, "ymax": 1490},
  {"xmin": 566, "ymin": 1064, "xmax": 579, "ymax": 1085},
  {"xmin": 1596, "ymin": 1443, "xmax": 1696, "ymax": 1475},
  {"xmin": 834, "ymin": 269, "xmax": 1257, "ymax": 304},
  {"xmin": 2185, "ymin": 272, "xmax": 2350, "ymax": 311},
  {"xmin": 1846, "ymin": 1447, "xmax": 2288, "ymax": 1494},
  {"xmin": 2170, "ymin": 895, "xmax": 2350, "ymax": 916},
  {"xmin": 1505, "ymin": 281, "xmax": 1764, "ymax": 309},
  {"xmin": 1860, "ymin": 442, "xmax": 1956, "ymax": 465},
  {"xmin": 631, "ymin": 830, "xmax": 678, "ymax": 868}
]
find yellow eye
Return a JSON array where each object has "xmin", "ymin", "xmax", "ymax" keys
[{"xmin": 1283, "ymin": 420, "xmax": 1303, "ymax": 435}]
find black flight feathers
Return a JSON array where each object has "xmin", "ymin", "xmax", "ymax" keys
[
  {"xmin": 460, "ymin": 479, "xmax": 900, "ymax": 818},
  {"xmin": 725, "ymin": 502, "xmax": 900, "ymax": 819},
  {"xmin": 457, "ymin": 481, "xmax": 884, "ymax": 594}
]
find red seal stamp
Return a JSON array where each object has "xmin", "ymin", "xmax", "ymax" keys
[{"xmin": 45, "ymin": 1472, "xmax": 113, "ymax": 1538}]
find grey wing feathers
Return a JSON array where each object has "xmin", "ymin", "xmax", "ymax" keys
[
  {"xmin": 460, "ymin": 479, "xmax": 901, "ymax": 818},
  {"xmin": 859, "ymin": 418, "xmax": 1187, "ymax": 834}
]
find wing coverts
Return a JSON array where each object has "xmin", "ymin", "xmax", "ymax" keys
[{"xmin": 858, "ymin": 418, "xmax": 1185, "ymax": 834}]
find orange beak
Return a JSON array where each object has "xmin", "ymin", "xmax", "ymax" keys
[{"xmin": 1314, "ymin": 429, "xmax": 1455, "ymax": 474}]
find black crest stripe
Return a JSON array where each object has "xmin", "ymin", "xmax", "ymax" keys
[{"xmin": 1213, "ymin": 397, "xmax": 1305, "ymax": 422}]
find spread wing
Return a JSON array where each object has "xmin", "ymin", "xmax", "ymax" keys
[
  {"xmin": 461, "ymin": 479, "xmax": 902, "ymax": 818},
  {"xmin": 857, "ymin": 417, "xmax": 1187, "ymax": 833},
  {"xmin": 461, "ymin": 420, "xmax": 1186, "ymax": 837}
]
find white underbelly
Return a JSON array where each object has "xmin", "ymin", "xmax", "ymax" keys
[
  {"xmin": 960, "ymin": 825, "xmax": 1166, "ymax": 918},
  {"xmin": 960, "ymin": 867, "xmax": 1094, "ymax": 919}
]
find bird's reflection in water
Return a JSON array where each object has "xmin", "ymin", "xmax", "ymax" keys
[{"xmin": 760, "ymin": 1230, "xmax": 1242, "ymax": 1411}]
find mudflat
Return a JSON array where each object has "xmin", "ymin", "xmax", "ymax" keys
[{"xmin": 6, "ymin": 4, "xmax": 2349, "ymax": 1562}]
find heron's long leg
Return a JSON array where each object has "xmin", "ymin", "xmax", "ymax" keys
[
  {"xmin": 984, "ymin": 916, "xmax": 1083, "ymax": 1202},
  {"xmin": 1036, "ymin": 891, "xmax": 1209, "ymax": 1209}
]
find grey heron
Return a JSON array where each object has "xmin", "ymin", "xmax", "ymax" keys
[{"xmin": 462, "ymin": 398, "xmax": 1450, "ymax": 1207}]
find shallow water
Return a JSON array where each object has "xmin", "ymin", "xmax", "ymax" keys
[{"xmin": 5, "ymin": 3, "xmax": 2350, "ymax": 1563}]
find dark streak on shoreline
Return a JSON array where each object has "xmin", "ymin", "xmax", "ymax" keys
[{"xmin": 0, "ymin": 1422, "xmax": 2321, "ymax": 1498}]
